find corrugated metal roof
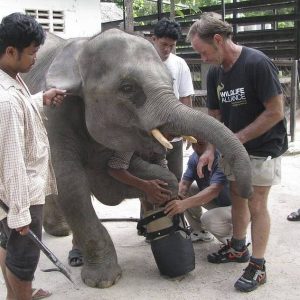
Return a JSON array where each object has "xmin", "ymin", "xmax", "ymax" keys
[{"xmin": 100, "ymin": 2, "xmax": 123, "ymax": 23}]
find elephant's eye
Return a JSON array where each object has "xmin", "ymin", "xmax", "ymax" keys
[{"xmin": 120, "ymin": 83, "xmax": 135, "ymax": 93}]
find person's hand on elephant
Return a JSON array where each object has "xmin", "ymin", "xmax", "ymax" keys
[
  {"xmin": 142, "ymin": 179, "xmax": 172, "ymax": 204},
  {"xmin": 164, "ymin": 199, "xmax": 187, "ymax": 217},
  {"xmin": 197, "ymin": 147, "xmax": 215, "ymax": 178},
  {"xmin": 43, "ymin": 88, "xmax": 67, "ymax": 107}
]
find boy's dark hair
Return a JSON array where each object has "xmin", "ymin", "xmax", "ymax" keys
[
  {"xmin": 153, "ymin": 18, "xmax": 181, "ymax": 41},
  {"xmin": 0, "ymin": 12, "xmax": 45, "ymax": 55}
]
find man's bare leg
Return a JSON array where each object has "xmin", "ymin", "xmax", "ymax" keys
[
  {"xmin": 6, "ymin": 268, "xmax": 32, "ymax": 300},
  {"xmin": 230, "ymin": 181, "xmax": 251, "ymax": 240},
  {"xmin": 234, "ymin": 185, "xmax": 270, "ymax": 292},
  {"xmin": 248, "ymin": 185, "xmax": 271, "ymax": 258},
  {"xmin": 0, "ymin": 247, "xmax": 15, "ymax": 300}
]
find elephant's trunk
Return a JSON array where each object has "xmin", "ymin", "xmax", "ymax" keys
[{"xmin": 167, "ymin": 103, "xmax": 253, "ymax": 198}]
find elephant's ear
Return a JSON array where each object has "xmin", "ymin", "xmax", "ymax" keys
[{"xmin": 46, "ymin": 39, "xmax": 87, "ymax": 95}]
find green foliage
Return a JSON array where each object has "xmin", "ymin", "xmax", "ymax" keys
[
  {"xmin": 114, "ymin": 0, "xmax": 296, "ymax": 30},
  {"xmin": 115, "ymin": 0, "xmax": 222, "ymax": 17}
]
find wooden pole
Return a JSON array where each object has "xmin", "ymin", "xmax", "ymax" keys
[
  {"xmin": 221, "ymin": 0, "xmax": 225, "ymax": 21},
  {"xmin": 290, "ymin": 60, "xmax": 299, "ymax": 142},
  {"xmin": 124, "ymin": 0, "xmax": 134, "ymax": 32},
  {"xmin": 157, "ymin": 0, "xmax": 163, "ymax": 20}
]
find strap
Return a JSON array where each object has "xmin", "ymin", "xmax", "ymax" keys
[
  {"xmin": 146, "ymin": 225, "xmax": 176, "ymax": 240},
  {"xmin": 140, "ymin": 211, "xmax": 192, "ymax": 239},
  {"xmin": 178, "ymin": 214, "xmax": 192, "ymax": 235},
  {"xmin": 139, "ymin": 210, "xmax": 166, "ymax": 226}
]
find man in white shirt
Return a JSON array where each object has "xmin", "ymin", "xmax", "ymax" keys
[
  {"xmin": 0, "ymin": 13, "xmax": 66, "ymax": 300},
  {"xmin": 152, "ymin": 18, "xmax": 194, "ymax": 181}
]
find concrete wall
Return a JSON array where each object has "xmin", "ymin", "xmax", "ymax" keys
[{"xmin": 0, "ymin": 0, "xmax": 101, "ymax": 38}]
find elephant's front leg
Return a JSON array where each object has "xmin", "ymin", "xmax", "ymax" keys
[
  {"xmin": 129, "ymin": 155, "xmax": 179, "ymax": 208},
  {"xmin": 43, "ymin": 194, "xmax": 71, "ymax": 236},
  {"xmin": 89, "ymin": 155, "xmax": 179, "ymax": 208},
  {"xmin": 55, "ymin": 160, "xmax": 121, "ymax": 288}
]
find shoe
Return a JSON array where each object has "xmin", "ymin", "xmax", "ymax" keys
[
  {"xmin": 287, "ymin": 208, "xmax": 300, "ymax": 221},
  {"xmin": 190, "ymin": 230, "xmax": 214, "ymax": 242},
  {"xmin": 234, "ymin": 262, "xmax": 266, "ymax": 292},
  {"xmin": 207, "ymin": 240, "xmax": 250, "ymax": 264}
]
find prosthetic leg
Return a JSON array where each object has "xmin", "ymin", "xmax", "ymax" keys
[{"xmin": 139, "ymin": 208, "xmax": 195, "ymax": 278}]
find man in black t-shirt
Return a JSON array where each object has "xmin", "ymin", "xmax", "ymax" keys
[{"xmin": 186, "ymin": 13, "xmax": 288, "ymax": 293}]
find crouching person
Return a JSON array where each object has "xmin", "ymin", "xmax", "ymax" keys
[{"xmin": 165, "ymin": 137, "xmax": 232, "ymax": 243}]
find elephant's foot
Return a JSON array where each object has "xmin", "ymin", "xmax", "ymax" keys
[
  {"xmin": 43, "ymin": 220, "xmax": 71, "ymax": 236},
  {"xmin": 81, "ymin": 260, "xmax": 122, "ymax": 288}
]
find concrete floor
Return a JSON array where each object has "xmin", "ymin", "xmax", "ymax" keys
[{"xmin": 1, "ymin": 137, "xmax": 300, "ymax": 299}]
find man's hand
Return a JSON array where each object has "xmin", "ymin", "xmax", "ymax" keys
[
  {"xmin": 15, "ymin": 225, "xmax": 30, "ymax": 236},
  {"xmin": 197, "ymin": 148, "xmax": 215, "ymax": 178},
  {"xmin": 178, "ymin": 193, "xmax": 186, "ymax": 200},
  {"xmin": 43, "ymin": 88, "xmax": 67, "ymax": 107},
  {"xmin": 164, "ymin": 199, "xmax": 187, "ymax": 217},
  {"xmin": 143, "ymin": 180, "xmax": 172, "ymax": 204}
]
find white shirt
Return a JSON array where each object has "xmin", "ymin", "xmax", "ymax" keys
[
  {"xmin": 164, "ymin": 53, "xmax": 194, "ymax": 142},
  {"xmin": 0, "ymin": 69, "xmax": 57, "ymax": 229},
  {"xmin": 164, "ymin": 53, "xmax": 194, "ymax": 100}
]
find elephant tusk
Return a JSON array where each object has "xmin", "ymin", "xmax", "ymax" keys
[
  {"xmin": 151, "ymin": 129, "xmax": 173, "ymax": 149},
  {"xmin": 183, "ymin": 136, "xmax": 197, "ymax": 144}
]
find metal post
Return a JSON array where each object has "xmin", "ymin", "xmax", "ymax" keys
[
  {"xmin": 157, "ymin": 0, "xmax": 163, "ymax": 20},
  {"xmin": 232, "ymin": 0, "xmax": 237, "ymax": 35},
  {"xmin": 296, "ymin": 0, "xmax": 300, "ymax": 59},
  {"xmin": 122, "ymin": 0, "xmax": 126, "ymax": 30},
  {"xmin": 221, "ymin": 0, "xmax": 225, "ymax": 21},
  {"xmin": 290, "ymin": 60, "xmax": 299, "ymax": 142}
]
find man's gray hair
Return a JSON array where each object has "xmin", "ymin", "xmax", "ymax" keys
[{"xmin": 187, "ymin": 12, "xmax": 233, "ymax": 43}]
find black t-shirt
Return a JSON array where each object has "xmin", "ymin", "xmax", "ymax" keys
[{"xmin": 206, "ymin": 46, "xmax": 288, "ymax": 158}]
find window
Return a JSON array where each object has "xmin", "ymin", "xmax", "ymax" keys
[{"xmin": 25, "ymin": 9, "xmax": 65, "ymax": 33}]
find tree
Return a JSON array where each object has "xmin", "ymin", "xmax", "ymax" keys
[
  {"xmin": 170, "ymin": 0, "xmax": 175, "ymax": 20},
  {"xmin": 124, "ymin": 0, "xmax": 134, "ymax": 31},
  {"xmin": 115, "ymin": 0, "xmax": 221, "ymax": 18}
]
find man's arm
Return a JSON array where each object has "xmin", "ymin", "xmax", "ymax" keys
[
  {"xmin": 235, "ymin": 94, "xmax": 284, "ymax": 144},
  {"xmin": 179, "ymin": 95, "xmax": 192, "ymax": 107},
  {"xmin": 208, "ymin": 108, "xmax": 222, "ymax": 121},
  {"xmin": 196, "ymin": 108, "xmax": 221, "ymax": 177},
  {"xmin": 108, "ymin": 168, "xmax": 171, "ymax": 203},
  {"xmin": 27, "ymin": 82, "xmax": 66, "ymax": 111},
  {"xmin": 164, "ymin": 183, "xmax": 224, "ymax": 216},
  {"xmin": 178, "ymin": 179, "xmax": 192, "ymax": 198}
]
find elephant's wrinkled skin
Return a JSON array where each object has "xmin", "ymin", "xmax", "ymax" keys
[{"xmin": 22, "ymin": 29, "xmax": 252, "ymax": 288}]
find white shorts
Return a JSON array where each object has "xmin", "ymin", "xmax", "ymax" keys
[{"xmin": 220, "ymin": 155, "xmax": 281, "ymax": 186}]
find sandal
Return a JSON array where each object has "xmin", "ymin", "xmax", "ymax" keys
[
  {"xmin": 32, "ymin": 288, "xmax": 52, "ymax": 300},
  {"xmin": 68, "ymin": 248, "xmax": 84, "ymax": 267},
  {"xmin": 287, "ymin": 209, "xmax": 300, "ymax": 221}
]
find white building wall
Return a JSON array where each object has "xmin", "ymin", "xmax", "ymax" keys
[{"xmin": 0, "ymin": 0, "xmax": 101, "ymax": 38}]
